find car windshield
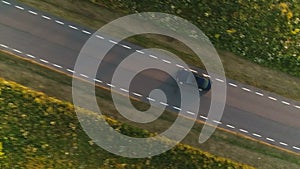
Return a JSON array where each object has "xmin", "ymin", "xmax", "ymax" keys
[{"xmin": 194, "ymin": 74, "xmax": 210, "ymax": 89}]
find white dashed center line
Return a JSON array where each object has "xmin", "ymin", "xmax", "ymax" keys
[
  {"xmin": 121, "ymin": 44, "xmax": 131, "ymax": 49},
  {"xmin": 226, "ymin": 124, "xmax": 235, "ymax": 129},
  {"xmin": 239, "ymin": 129, "xmax": 249, "ymax": 133},
  {"xmin": 268, "ymin": 96, "xmax": 277, "ymax": 101},
  {"xmin": 42, "ymin": 15, "xmax": 51, "ymax": 20},
  {"xmin": 82, "ymin": 30, "xmax": 91, "ymax": 35},
  {"xmin": 25, "ymin": 54, "xmax": 35, "ymax": 58},
  {"xmin": 215, "ymin": 78, "xmax": 224, "ymax": 83},
  {"xmin": 120, "ymin": 88, "xmax": 129, "ymax": 93},
  {"xmin": 2, "ymin": 0, "xmax": 11, "ymax": 5},
  {"xmin": 228, "ymin": 83, "xmax": 237, "ymax": 87},
  {"xmin": 146, "ymin": 97, "xmax": 155, "ymax": 102},
  {"xmin": 199, "ymin": 115, "xmax": 208, "ymax": 120},
  {"xmin": 96, "ymin": 35, "xmax": 104, "ymax": 39},
  {"xmin": 39, "ymin": 59, "xmax": 48, "ymax": 63},
  {"xmin": 15, "ymin": 5, "xmax": 24, "ymax": 10},
  {"xmin": 108, "ymin": 40, "xmax": 118, "ymax": 44},
  {"xmin": 68, "ymin": 25, "xmax": 79, "ymax": 30},
  {"xmin": 0, "ymin": 44, "xmax": 8, "ymax": 48},
  {"xmin": 255, "ymin": 92, "xmax": 264, "ymax": 96},
  {"xmin": 79, "ymin": 73, "xmax": 89, "ymax": 78},
  {"xmin": 106, "ymin": 83, "xmax": 115, "ymax": 88},
  {"xmin": 162, "ymin": 59, "xmax": 171, "ymax": 64},
  {"xmin": 281, "ymin": 101, "xmax": 291, "ymax": 105},
  {"xmin": 266, "ymin": 137, "xmax": 275, "ymax": 142},
  {"xmin": 172, "ymin": 106, "xmax": 181, "ymax": 111},
  {"xmin": 186, "ymin": 111, "xmax": 195, "ymax": 115},
  {"xmin": 252, "ymin": 133, "xmax": 262, "ymax": 138},
  {"xmin": 28, "ymin": 10, "xmax": 37, "ymax": 15},
  {"xmin": 66, "ymin": 69, "xmax": 75, "ymax": 73},
  {"xmin": 136, "ymin": 50, "xmax": 145, "ymax": 54},
  {"xmin": 279, "ymin": 142, "xmax": 288, "ymax": 146},
  {"xmin": 132, "ymin": 92, "xmax": 142, "ymax": 97},
  {"xmin": 52, "ymin": 64, "xmax": 62, "ymax": 68},
  {"xmin": 93, "ymin": 79, "xmax": 102, "ymax": 83},
  {"xmin": 242, "ymin": 87, "xmax": 251, "ymax": 92},
  {"xmin": 149, "ymin": 54, "xmax": 158, "ymax": 59},
  {"xmin": 159, "ymin": 102, "xmax": 168, "ymax": 106},
  {"xmin": 55, "ymin": 20, "xmax": 64, "ymax": 25}
]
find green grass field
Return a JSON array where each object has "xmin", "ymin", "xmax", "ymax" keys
[{"xmin": 0, "ymin": 77, "xmax": 256, "ymax": 168}]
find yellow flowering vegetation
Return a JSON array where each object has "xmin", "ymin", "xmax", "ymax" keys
[{"xmin": 0, "ymin": 77, "xmax": 254, "ymax": 168}]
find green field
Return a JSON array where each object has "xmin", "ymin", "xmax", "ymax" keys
[{"xmin": 0, "ymin": 74, "xmax": 254, "ymax": 168}]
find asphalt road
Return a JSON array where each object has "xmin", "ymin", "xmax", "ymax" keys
[{"xmin": 1, "ymin": 0, "xmax": 300, "ymax": 153}]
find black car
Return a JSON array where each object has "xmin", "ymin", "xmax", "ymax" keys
[{"xmin": 176, "ymin": 69, "xmax": 211, "ymax": 95}]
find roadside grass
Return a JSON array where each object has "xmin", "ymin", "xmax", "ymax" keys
[
  {"xmin": 16, "ymin": 0, "xmax": 300, "ymax": 101},
  {"xmin": 0, "ymin": 77, "xmax": 254, "ymax": 169},
  {"xmin": 1, "ymin": 50, "xmax": 300, "ymax": 168}
]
